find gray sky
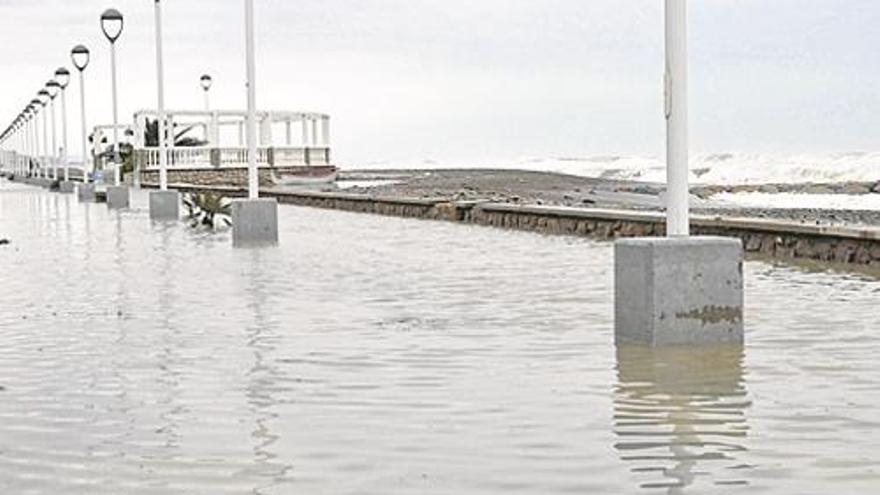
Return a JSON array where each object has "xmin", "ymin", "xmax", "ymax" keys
[{"xmin": 1, "ymin": 0, "xmax": 878, "ymax": 164}]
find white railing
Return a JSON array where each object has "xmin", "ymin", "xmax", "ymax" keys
[{"xmin": 136, "ymin": 146, "xmax": 331, "ymax": 170}]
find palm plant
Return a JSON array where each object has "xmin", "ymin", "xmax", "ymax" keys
[
  {"xmin": 143, "ymin": 118, "xmax": 207, "ymax": 148},
  {"xmin": 182, "ymin": 192, "xmax": 232, "ymax": 229}
]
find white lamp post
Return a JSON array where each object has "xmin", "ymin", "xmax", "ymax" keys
[
  {"xmin": 614, "ymin": 0, "xmax": 744, "ymax": 347},
  {"xmin": 47, "ymin": 80, "xmax": 61, "ymax": 181},
  {"xmin": 155, "ymin": 0, "xmax": 168, "ymax": 192},
  {"xmin": 665, "ymin": 0, "xmax": 688, "ymax": 237},
  {"xmin": 245, "ymin": 0, "xmax": 258, "ymax": 199},
  {"xmin": 231, "ymin": 0, "xmax": 279, "ymax": 246},
  {"xmin": 148, "ymin": 0, "xmax": 180, "ymax": 220},
  {"xmin": 101, "ymin": 8, "xmax": 124, "ymax": 186},
  {"xmin": 200, "ymin": 74, "xmax": 213, "ymax": 111},
  {"xmin": 55, "ymin": 68, "xmax": 71, "ymax": 185},
  {"xmin": 37, "ymin": 90, "xmax": 50, "ymax": 180},
  {"xmin": 24, "ymin": 106, "xmax": 34, "ymax": 176},
  {"xmin": 71, "ymin": 45, "xmax": 91, "ymax": 185},
  {"xmin": 101, "ymin": 8, "xmax": 129, "ymax": 208}
]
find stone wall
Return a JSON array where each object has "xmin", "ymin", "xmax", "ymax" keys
[{"xmin": 139, "ymin": 166, "xmax": 335, "ymax": 187}]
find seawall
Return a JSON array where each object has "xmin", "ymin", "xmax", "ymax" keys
[{"xmin": 150, "ymin": 182, "xmax": 880, "ymax": 267}]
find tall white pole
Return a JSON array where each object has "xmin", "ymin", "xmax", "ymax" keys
[
  {"xmin": 154, "ymin": 0, "xmax": 168, "ymax": 191},
  {"xmin": 42, "ymin": 105, "xmax": 49, "ymax": 179},
  {"xmin": 79, "ymin": 71, "xmax": 89, "ymax": 183},
  {"xmin": 665, "ymin": 0, "xmax": 689, "ymax": 237},
  {"xmin": 61, "ymin": 88, "xmax": 69, "ymax": 181},
  {"xmin": 204, "ymin": 89, "xmax": 210, "ymax": 112},
  {"xmin": 245, "ymin": 0, "xmax": 258, "ymax": 199},
  {"xmin": 110, "ymin": 42, "xmax": 121, "ymax": 185},
  {"xmin": 50, "ymin": 97, "xmax": 58, "ymax": 180},
  {"xmin": 34, "ymin": 113, "xmax": 41, "ymax": 177},
  {"xmin": 26, "ymin": 117, "xmax": 32, "ymax": 175}
]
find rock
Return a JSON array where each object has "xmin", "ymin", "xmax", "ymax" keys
[
  {"xmin": 758, "ymin": 185, "xmax": 779, "ymax": 194},
  {"xmin": 842, "ymin": 183, "xmax": 870, "ymax": 195},
  {"xmin": 582, "ymin": 198, "xmax": 596, "ymax": 205},
  {"xmin": 0, "ymin": 239, "xmax": 9, "ymax": 246},
  {"xmin": 872, "ymin": 182, "xmax": 880, "ymax": 194},
  {"xmin": 804, "ymin": 184, "xmax": 833, "ymax": 194}
]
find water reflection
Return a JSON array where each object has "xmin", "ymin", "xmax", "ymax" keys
[
  {"xmin": 614, "ymin": 345, "xmax": 752, "ymax": 493},
  {"xmin": 241, "ymin": 251, "xmax": 295, "ymax": 492}
]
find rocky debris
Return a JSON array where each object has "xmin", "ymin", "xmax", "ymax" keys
[
  {"xmin": 336, "ymin": 169, "xmax": 880, "ymax": 227},
  {"xmin": 0, "ymin": 239, "xmax": 9, "ymax": 246}
]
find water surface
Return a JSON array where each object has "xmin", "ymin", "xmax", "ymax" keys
[{"xmin": 1, "ymin": 182, "xmax": 878, "ymax": 494}]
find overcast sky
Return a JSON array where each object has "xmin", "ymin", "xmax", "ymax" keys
[{"xmin": 1, "ymin": 0, "xmax": 878, "ymax": 164}]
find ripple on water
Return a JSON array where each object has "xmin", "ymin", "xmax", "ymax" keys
[{"xmin": 1, "ymin": 183, "xmax": 879, "ymax": 494}]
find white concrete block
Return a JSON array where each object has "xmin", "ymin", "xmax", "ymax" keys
[
  {"xmin": 77, "ymin": 183, "xmax": 96, "ymax": 202},
  {"xmin": 615, "ymin": 236, "xmax": 744, "ymax": 346},
  {"xmin": 149, "ymin": 190, "xmax": 181, "ymax": 221},
  {"xmin": 106, "ymin": 186, "xmax": 130, "ymax": 209},
  {"xmin": 231, "ymin": 198, "xmax": 279, "ymax": 247}
]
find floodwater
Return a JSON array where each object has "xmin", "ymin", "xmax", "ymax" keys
[{"xmin": 1, "ymin": 181, "xmax": 878, "ymax": 494}]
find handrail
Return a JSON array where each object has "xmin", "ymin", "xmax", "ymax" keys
[{"xmin": 134, "ymin": 146, "xmax": 331, "ymax": 170}]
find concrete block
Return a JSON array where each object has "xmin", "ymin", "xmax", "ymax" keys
[
  {"xmin": 77, "ymin": 183, "xmax": 96, "ymax": 202},
  {"xmin": 231, "ymin": 198, "xmax": 279, "ymax": 247},
  {"xmin": 615, "ymin": 236, "xmax": 744, "ymax": 346},
  {"xmin": 106, "ymin": 186, "xmax": 130, "ymax": 209},
  {"xmin": 59, "ymin": 181, "xmax": 77, "ymax": 193},
  {"xmin": 149, "ymin": 190, "xmax": 181, "ymax": 221}
]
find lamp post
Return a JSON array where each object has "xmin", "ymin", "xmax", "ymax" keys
[
  {"xmin": 47, "ymin": 80, "xmax": 61, "ymax": 181},
  {"xmin": 245, "ymin": 0, "xmax": 258, "ymax": 199},
  {"xmin": 200, "ymin": 74, "xmax": 213, "ymax": 111},
  {"xmin": 24, "ymin": 106, "xmax": 34, "ymax": 176},
  {"xmin": 37, "ymin": 90, "xmax": 50, "ymax": 180},
  {"xmin": 665, "ymin": 0, "xmax": 688, "ymax": 237},
  {"xmin": 71, "ymin": 45, "xmax": 91, "ymax": 185},
  {"xmin": 148, "ymin": 0, "xmax": 180, "ymax": 220},
  {"xmin": 613, "ymin": 0, "xmax": 744, "ymax": 347},
  {"xmin": 231, "ymin": 0, "xmax": 279, "ymax": 246},
  {"xmin": 101, "ymin": 8, "xmax": 124, "ymax": 186},
  {"xmin": 55, "ymin": 67, "xmax": 71, "ymax": 185}
]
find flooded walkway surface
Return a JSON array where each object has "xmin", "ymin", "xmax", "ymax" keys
[{"xmin": 1, "ymin": 182, "xmax": 879, "ymax": 494}]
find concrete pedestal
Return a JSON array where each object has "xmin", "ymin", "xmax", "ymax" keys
[
  {"xmin": 149, "ymin": 190, "xmax": 181, "ymax": 221},
  {"xmin": 231, "ymin": 198, "xmax": 279, "ymax": 247},
  {"xmin": 59, "ymin": 181, "xmax": 77, "ymax": 193},
  {"xmin": 615, "ymin": 236, "xmax": 744, "ymax": 346},
  {"xmin": 78, "ymin": 183, "xmax": 96, "ymax": 202},
  {"xmin": 106, "ymin": 186, "xmax": 130, "ymax": 209}
]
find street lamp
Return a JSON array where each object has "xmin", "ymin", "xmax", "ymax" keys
[
  {"xmin": 37, "ymin": 90, "xmax": 50, "ymax": 180},
  {"xmin": 245, "ymin": 0, "xmax": 258, "ymax": 199},
  {"xmin": 101, "ymin": 8, "xmax": 124, "ymax": 186},
  {"xmin": 231, "ymin": 0, "xmax": 279, "ymax": 246},
  {"xmin": 200, "ymin": 74, "xmax": 213, "ymax": 111},
  {"xmin": 147, "ymin": 0, "xmax": 180, "ymax": 220},
  {"xmin": 613, "ymin": 0, "xmax": 744, "ymax": 347},
  {"xmin": 71, "ymin": 44, "xmax": 91, "ymax": 184},
  {"xmin": 47, "ymin": 80, "xmax": 61, "ymax": 181},
  {"xmin": 55, "ymin": 67, "xmax": 71, "ymax": 184},
  {"xmin": 28, "ymin": 100, "xmax": 41, "ymax": 178}
]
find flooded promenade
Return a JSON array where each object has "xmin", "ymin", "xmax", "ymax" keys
[{"xmin": 1, "ymin": 181, "xmax": 879, "ymax": 493}]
